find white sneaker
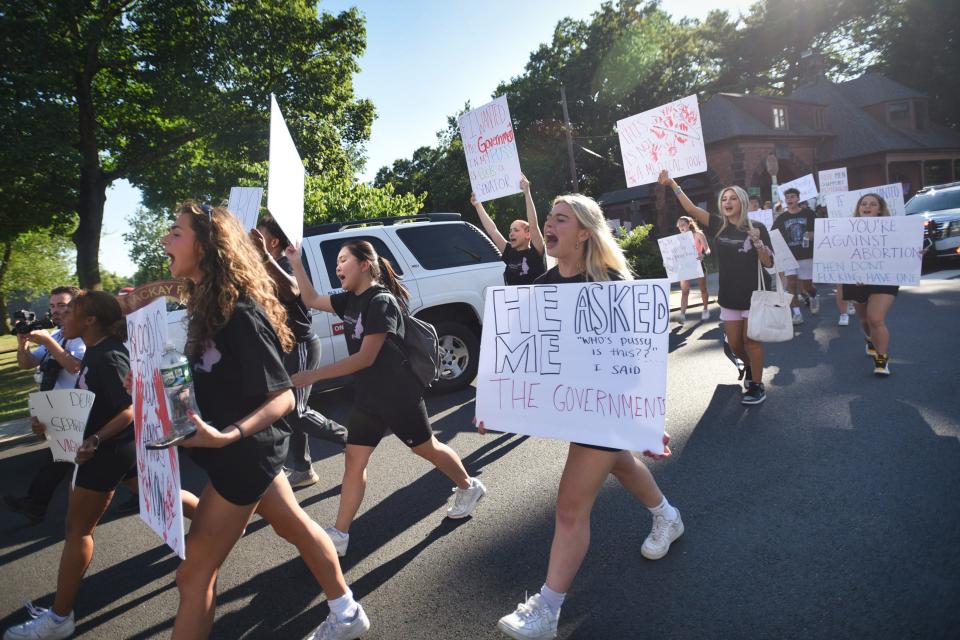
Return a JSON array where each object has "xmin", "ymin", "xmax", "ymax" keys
[
  {"xmin": 792, "ymin": 312, "xmax": 804, "ymax": 325},
  {"xmin": 287, "ymin": 467, "xmax": 320, "ymax": 489},
  {"xmin": 809, "ymin": 295, "xmax": 820, "ymax": 314},
  {"xmin": 4, "ymin": 603, "xmax": 74, "ymax": 640},
  {"xmin": 701, "ymin": 308, "xmax": 710, "ymax": 321},
  {"xmin": 677, "ymin": 312, "xmax": 686, "ymax": 325},
  {"xmin": 303, "ymin": 606, "xmax": 370, "ymax": 640},
  {"xmin": 447, "ymin": 477, "xmax": 487, "ymax": 519},
  {"xmin": 838, "ymin": 313, "xmax": 850, "ymax": 326},
  {"xmin": 497, "ymin": 593, "xmax": 559, "ymax": 640},
  {"xmin": 323, "ymin": 527, "xmax": 349, "ymax": 557},
  {"xmin": 641, "ymin": 511, "xmax": 684, "ymax": 560},
  {"xmin": 847, "ymin": 301, "xmax": 856, "ymax": 315}
]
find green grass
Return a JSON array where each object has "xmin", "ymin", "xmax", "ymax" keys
[{"xmin": 0, "ymin": 334, "xmax": 38, "ymax": 422}]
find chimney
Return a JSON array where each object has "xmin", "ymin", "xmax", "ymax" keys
[{"xmin": 798, "ymin": 50, "xmax": 825, "ymax": 86}]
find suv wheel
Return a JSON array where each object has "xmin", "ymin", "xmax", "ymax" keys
[{"xmin": 431, "ymin": 321, "xmax": 479, "ymax": 393}]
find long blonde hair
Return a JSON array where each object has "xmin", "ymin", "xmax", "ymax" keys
[
  {"xmin": 715, "ymin": 186, "xmax": 753, "ymax": 236},
  {"xmin": 175, "ymin": 201, "xmax": 294, "ymax": 358},
  {"xmin": 551, "ymin": 194, "xmax": 631, "ymax": 281}
]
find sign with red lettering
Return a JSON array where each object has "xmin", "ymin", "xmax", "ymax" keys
[
  {"xmin": 476, "ymin": 280, "xmax": 671, "ymax": 453},
  {"xmin": 126, "ymin": 298, "xmax": 186, "ymax": 559},
  {"xmin": 28, "ymin": 389, "xmax": 94, "ymax": 463},
  {"xmin": 618, "ymin": 95, "xmax": 706, "ymax": 187},
  {"xmin": 458, "ymin": 96, "xmax": 523, "ymax": 202}
]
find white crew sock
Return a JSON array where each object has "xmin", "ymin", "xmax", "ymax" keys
[
  {"xmin": 648, "ymin": 496, "xmax": 679, "ymax": 521},
  {"xmin": 328, "ymin": 589, "xmax": 359, "ymax": 622},
  {"xmin": 49, "ymin": 611, "xmax": 67, "ymax": 624},
  {"xmin": 539, "ymin": 584, "xmax": 566, "ymax": 612},
  {"xmin": 792, "ymin": 307, "xmax": 802, "ymax": 316}
]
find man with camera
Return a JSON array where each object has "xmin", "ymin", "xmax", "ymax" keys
[{"xmin": 4, "ymin": 286, "xmax": 87, "ymax": 523}]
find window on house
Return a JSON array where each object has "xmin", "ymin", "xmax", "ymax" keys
[
  {"xmin": 772, "ymin": 106, "xmax": 788, "ymax": 129},
  {"xmin": 814, "ymin": 109, "xmax": 824, "ymax": 130},
  {"xmin": 887, "ymin": 101, "xmax": 910, "ymax": 126}
]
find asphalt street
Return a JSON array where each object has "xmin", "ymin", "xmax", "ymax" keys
[{"xmin": 2, "ymin": 278, "xmax": 959, "ymax": 639}]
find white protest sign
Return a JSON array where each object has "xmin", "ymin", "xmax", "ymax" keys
[
  {"xmin": 458, "ymin": 96, "xmax": 522, "ymax": 203},
  {"xmin": 777, "ymin": 174, "xmax": 819, "ymax": 204},
  {"xmin": 658, "ymin": 232, "xmax": 704, "ymax": 282},
  {"xmin": 813, "ymin": 217, "xmax": 924, "ymax": 286},
  {"xmin": 28, "ymin": 390, "xmax": 94, "ymax": 463},
  {"xmin": 227, "ymin": 187, "xmax": 264, "ymax": 231},
  {"xmin": 126, "ymin": 298, "xmax": 186, "ymax": 559},
  {"xmin": 768, "ymin": 229, "xmax": 800, "ymax": 273},
  {"xmin": 823, "ymin": 183, "xmax": 906, "ymax": 218},
  {"xmin": 267, "ymin": 94, "xmax": 305, "ymax": 245},
  {"xmin": 748, "ymin": 209, "xmax": 774, "ymax": 230},
  {"xmin": 476, "ymin": 280, "xmax": 670, "ymax": 453},
  {"xmin": 618, "ymin": 95, "xmax": 706, "ymax": 187},
  {"xmin": 818, "ymin": 168, "xmax": 848, "ymax": 196}
]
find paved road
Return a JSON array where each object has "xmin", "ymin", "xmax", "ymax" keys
[{"xmin": 2, "ymin": 280, "xmax": 959, "ymax": 639}]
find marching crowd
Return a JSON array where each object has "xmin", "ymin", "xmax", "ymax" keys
[{"xmin": 4, "ymin": 170, "xmax": 904, "ymax": 640}]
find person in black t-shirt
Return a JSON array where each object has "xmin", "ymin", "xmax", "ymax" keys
[
  {"xmin": 772, "ymin": 187, "xmax": 819, "ymax": 323},
  {"xmin": 160, "ymin": 202, "xmax": 369, "ymax": 640},
  {"xmin": 472, "ymin": 174, "xmax": 546, "ymax": 284},
  {"xmin": 475, "ymin": 194, "xmax": 681, "ymax": 639},
  {"xmin": 5, "ymin": 291, "xmax": 136, "ymax": 639},
  {"xmin": 286, "ymin": 239, "xmax": 487, "ymax": 558},
  {"xmin": 660, "ymin": 170, "xmax": 775, "ymax": 406},
  {"xmin": 253, "ymin": 215, "xmax": 347, "ymax": 489}
]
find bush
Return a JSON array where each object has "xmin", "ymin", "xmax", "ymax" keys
[{"xmin": 618, "ymin": 224, "xmax": 666, "ymax": 278}]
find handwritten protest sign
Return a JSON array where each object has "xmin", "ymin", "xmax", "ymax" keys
[
  {"xmin": 476, "ymin": 280, "xmax": 670, "ymax": 453},
  {"xmin": 768, "ymin": 229, "xmax": 800, "ymax": 273},
  {"xmin": 126, "ymin": 298, "xmax": 186, "ymax": 559},
  {"xmin": 748, "ymin": 209, "xmax": 774, "ymax": 230},
  {"xmin": 658, "ymin": 232, "xmax": 703, "ymax": 282},
  {"xmin": 813, "ymin": 217, "xmax": 923, "ymax": 286},
  {"xmin": 822, "ymin": 183, "xmax": 906, "ymax": 218},
  {"xmin": 458, "ymin": 96, "xmax": 522, "ymax": 203},
  {"xmin": 777, "ymin": 174, "xmax": 819, "ymax": 204},
  {"xmin": 818, "ymin": 168, "xmax": 848, "ymax": 196},
  {"xmin": 618, "ymin": 95, "xmax": 706, "ymax": 187},
  {"xmin": 28, "ymin": 390, "xmax": 94, "ymax": 463},
  {"xmin": 267, "ymin": 94, "xmax": 305, "ymax": 245},
  {"xmin": 227, "ymin": 187, "xmax": 264, "ymax": 231}
]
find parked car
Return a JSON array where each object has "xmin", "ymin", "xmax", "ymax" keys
[
  {"xmin": 168, "ymin": 213, "xmax": 504, "ymax": 393},
  {"xmin": 905, "ymin": 182, "xmax": 960, "ymax": 262}
]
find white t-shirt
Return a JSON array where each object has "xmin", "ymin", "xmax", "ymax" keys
[{"xmin": 31, "ymin": 328, "xmax": 86, "ymax": 390}]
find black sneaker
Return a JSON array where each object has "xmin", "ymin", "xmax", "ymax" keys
[
  {"xmin": 873, "ymin": 354, "xmax": 890, "ymax": 376},
  {"xmin": 3, "ymin": 494, "xmax": 45, "ymax": 523},
  {"xmin": 741, "ymin": 382, "xmax": 766, "ymax": 405}
]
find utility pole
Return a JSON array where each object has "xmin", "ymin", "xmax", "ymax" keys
[{"xmin": 560, "ymin": 85, "xmax": 578, "ymax": 192}]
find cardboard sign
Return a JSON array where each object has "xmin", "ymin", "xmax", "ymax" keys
[
  {"xmin": 822, "ymin": 183, "xmax": 906, "ymax": 218},
  {"xmin": 126, "ymin": 298, "xmax": 186, "ymax": 559},
  {"xmin": 28, "ymin": 390, "xmax": 94, "ymax": 463},
  {"xmin": 267, "ymin": 94, "xmax": 305, "ymax": 245},
  {"xmin": 748, "ymin": 209, "xmax": 774, "ymax": 230},
  {"xmin": 768, "ymin": 229, "xmax": 800, "ymax": 273},
  {"xmin": 658, "ymin": 232, "xmax": 704, "ymax": 282},
  {"xmin": 818, "ymin": 168, "xmax": 848, "ymax": 196},
  {"xmin": 777, "ymin": 174, "xmax": 819, "ymax": 204},
  {"xmin": 812, "ymin": 217, "xmax": 924, "ymax": 286},
  {"xmin": 618, "ymin": 95, "xmax": 707, "ymax": 187},
  {"xmin": 475, "ymin": 281, "xmax": 670, "ymax": 453},
  {"xmin": 228, "ymin": 187, "xmax": 264, "ymax": 231},
  {"xmin": 458, "ymin": 96, "xmax": 522, "ymax": 203}
]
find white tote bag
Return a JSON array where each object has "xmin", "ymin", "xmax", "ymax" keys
[{"xmin": 746, "ymin": 261, "xmax": 793, "ymax": 343}]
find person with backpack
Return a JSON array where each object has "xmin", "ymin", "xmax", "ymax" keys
[
  {"xmin": 472, "ymin": 174, "xmax": 547, "ymax": 285},
  {"xmin": 285, "ymin": 239, "xmax": 487, "ymax": 558}
]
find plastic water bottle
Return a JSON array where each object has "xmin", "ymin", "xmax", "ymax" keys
[
  {"xmin": 145, "ymin": 343, "xmax": 199, "ymax": 449},
  {"xmin": 802, "ymin": 234, "xmax": 810, "ymax": 249}
]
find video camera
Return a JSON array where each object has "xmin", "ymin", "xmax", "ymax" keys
[{"xmin": 12, "ymin": 310, "xmax": 55, "ymax": 335}]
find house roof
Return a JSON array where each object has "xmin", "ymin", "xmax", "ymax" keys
[
  {"xmin": 701, "ymin": 94, "xmax": 826, "ymax": 145},
  {"xmin": 835, "ymin": 73, "xmax": 925, "ymax": 107},
  {"xmin": 598, "ymin": 175, "xmax": 712, "ymax": 206}
]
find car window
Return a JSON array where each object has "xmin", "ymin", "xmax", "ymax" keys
[
  {"xmin": 318, "ymin": 236, "xmax": 403, "ymax": 288},
  {"xmin": 397, "ymin": 223, "xmax": 501, "ymax": 270},
  {"xmin": 905, "ymin": 189, "xmax": 960, "ymax": 214}
]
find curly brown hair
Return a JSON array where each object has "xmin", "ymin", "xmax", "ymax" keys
[{"xmin": 174, "ymin": 201, "xmax": 293, "ymax": 358}]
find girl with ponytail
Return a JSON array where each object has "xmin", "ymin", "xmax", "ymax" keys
[
  {"xmin": 6, "ymin": 291, "xmax": 138, "ymax": 639},
  {"xmin": 285, "ymin": 239, "xmax": 487, "ymax": 557}
]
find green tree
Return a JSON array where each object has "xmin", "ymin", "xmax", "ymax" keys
[
  {"xmin": 304, "ymin": 173, "xmax": 426, "ymax": 226},
  {"xmin": 123, "ymin": 207, "xmax": 172, "ymax": 285},
  {"xmin": 100, "ymin": 271, "xmax": 134, "ymax": 294},
  {"xmin": 0, "ymin": 228, "xmax": 76, "ymax": 332},
  {"xmin": 1, "ymin": 1, "xmax": 373, "ymax": 289}
]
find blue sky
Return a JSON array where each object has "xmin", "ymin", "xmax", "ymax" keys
[{"xmin": 102, "ymin": 0, "xmax": 754, "ymax": 277}]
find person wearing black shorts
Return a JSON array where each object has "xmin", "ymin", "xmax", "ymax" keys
[
  {"xmin": 476, "ymin": 193, "xmax": 679, "ymax": 640},
  {"xmin": 842, "ymin": 193, "xmax": 900, "ymax": 376},
  {"xmin": 472, "ymin": 174, "xmax": 547, "ymax": 285},
  {"xmin": 5, "ymin": 291, "xmax": 137, "ymax": 640},
  {"xmin": 161, "ymin": 202, "xmax": 369, "ymax": 640},
  {"xmin": 286, "ymin": 239, "xmax": 487, "ymax": 558}
]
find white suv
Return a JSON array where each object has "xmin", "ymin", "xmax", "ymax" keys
[{"xmin": 168, "ymin": 213, "xmax": 504, "ymax": 393}]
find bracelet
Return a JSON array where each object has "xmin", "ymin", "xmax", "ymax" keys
[
  {"xmin": 232, "ymin": 423, "xmax": 245, "ymax": 439},
  {"xmin": 91, "ymin": 434, "xmax": 101, "ymax": 449},
  {"xmin": 672, "ymin": 185, "xmax": 682, "ymax": 194}
]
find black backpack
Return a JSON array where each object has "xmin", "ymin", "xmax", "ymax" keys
[{"xmin": 371, "ymin": 293, "xmax": 441, "ymax": 388}]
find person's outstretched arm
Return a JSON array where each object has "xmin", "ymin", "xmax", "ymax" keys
[
  {"xmin": 521, "ymin": 175, "xmax": 545, "ymax": 255},
  {"xmin": 284, "ymin": 242, "xmax": 334, "ymax": 313},
  {"xmin": 659, "ymin": 169, "xmax": 710, "ymax": 229},
  {"xmin": 471, "ymin": 193, "xmax": 507, "ymax": 252}
]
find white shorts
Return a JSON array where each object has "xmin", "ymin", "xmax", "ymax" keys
[{"xmin": 784, "ymin": 258, "xmax": 813, "ymax": 280}]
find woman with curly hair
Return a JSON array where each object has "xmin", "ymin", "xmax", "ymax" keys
[{"xmin": 160, "ymin": 202, "xmax": 369, "ymax": 640}]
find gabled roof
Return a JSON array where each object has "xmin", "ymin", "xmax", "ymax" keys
[
  {"xmin": 835, "ymin": 73, "xmax": 925, "ymax": 107},
  {"xmin": 701, "ymin": 94, "xmax": 826, "ymax": 144}
]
